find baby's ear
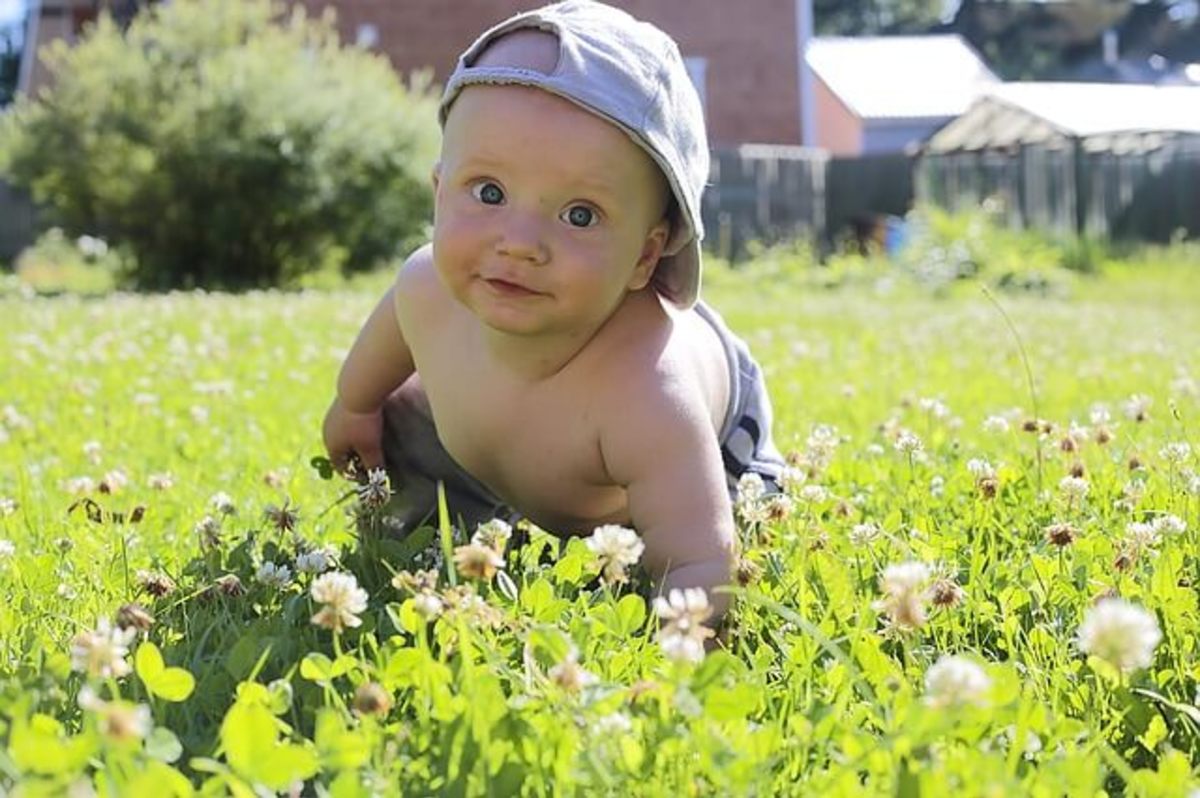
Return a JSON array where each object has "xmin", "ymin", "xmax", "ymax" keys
[
  {"xmin": 430, "ymin": 161, "xmax": 442, "ymax": 191},
  {"xmin": 628, "ymin": 218, "xmax": 671, "ymax": 291}
]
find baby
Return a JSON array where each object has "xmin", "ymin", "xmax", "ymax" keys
[{"xmin": 322, "ymin": 0, "xmax": 784, "ymax": 617}]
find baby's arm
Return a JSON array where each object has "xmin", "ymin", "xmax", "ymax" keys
[
  {"xmin": 600, "ymin": 375, "xmax": 736, "ymax": 621},
  {"xmin": 322, "ymin": 249, "xmax": 422, "ymax": 473}
]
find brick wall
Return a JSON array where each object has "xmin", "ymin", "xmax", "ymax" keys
[{"xmin": 296, "ymin": 0, "xmax": 803, "ymax": 146}]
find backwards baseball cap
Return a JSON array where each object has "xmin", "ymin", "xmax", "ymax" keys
[{"xmin": 439, "ymin": 0, "xmax": 710, "ymax": 309}]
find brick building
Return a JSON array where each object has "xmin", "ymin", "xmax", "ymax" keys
[
  {"xmin": 295, "ymin": 0, "xmax": 812, "ymax": 146},
  {"xmin": 20, "ymin": 0, "xmax": 816, "ymax": 147}
]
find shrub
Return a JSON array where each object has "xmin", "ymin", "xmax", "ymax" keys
[
  {"xmin": 0, "ymin": 0, "xmax": 440, "ymax": 290},
  {"xmin": 11, "ymin": 227, "xmax": 121, "ymax": 295}
]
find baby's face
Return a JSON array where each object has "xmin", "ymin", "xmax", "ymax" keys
[{"xmin": 432, "ymin": 84, "xmax": 671, "ymax": 338}]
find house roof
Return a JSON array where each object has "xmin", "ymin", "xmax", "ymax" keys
[
  {"xmin": 806, "ymin": 35, "xmax": 998, "ymax": 121},
  {"xmin": 925, "ymin": 82, "xmax": 1200, "ymax": 153}
]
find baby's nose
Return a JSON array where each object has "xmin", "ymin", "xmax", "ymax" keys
[{"xmin": 496, "ymin": 214, "xmax": 549, "ymax": 264}]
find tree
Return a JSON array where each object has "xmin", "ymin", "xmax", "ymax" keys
[
  {"xmin": 0, "ymin": 0, "xmax": 440, "ymax": 290},
  {"xmin": 814, "ymin": 0, "xmax": 949, "ymax": 35}
]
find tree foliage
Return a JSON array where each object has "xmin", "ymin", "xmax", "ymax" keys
[
  {"xmin": 814, "ymin": 0, "xmax": 948, "ymax": 35},
  {"xmin": 0, "ymin": 0, "xmax": 440, "ymax": 290}
]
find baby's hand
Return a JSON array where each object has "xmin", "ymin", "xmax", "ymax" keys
[{"xmin": 322, "ymin": 396, "xmax": 385, "ymax": 476}]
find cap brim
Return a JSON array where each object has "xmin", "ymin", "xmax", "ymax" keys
[{"xmin": 652, "ymin": 237, "xmax": 701, "ymax": 309}]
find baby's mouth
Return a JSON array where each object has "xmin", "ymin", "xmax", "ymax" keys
[{"xmin": 484, "ymin": 277, "xmax": 544, "ymax": 297}]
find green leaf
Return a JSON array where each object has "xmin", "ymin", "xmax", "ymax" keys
[
  {"xmin": 10, "ymin": 714, "xmax": 97, "ymax": 775},
  {"xmin": 315, "ymin": 708, "xmax": 371, "ymax": 771},
  {"xmin": 137, "ymin": 641, "xmax": 196, "ymax": 702},
  {"xmin": 615, "ymin": 594, "xmax": 646, "ymax": 636},
  {"xmin": 135, "ymin": 641, "xmax": 166, "ymax": 682},
  {"xmin": 145, "ymin": 726, "xmax": 183, "ymax": 763},
  {"xmin": 300, "ymin": 652, "xmax": 334, "ymax": 683}
]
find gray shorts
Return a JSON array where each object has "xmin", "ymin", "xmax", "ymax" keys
[{"xmin": 375, "ymin": 300, "xmax": 785, "ymax": 534}]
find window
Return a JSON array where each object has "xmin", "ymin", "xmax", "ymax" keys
[{"xmin": 356, "ymin": 23, "xmax": 379, "ymax": 50}]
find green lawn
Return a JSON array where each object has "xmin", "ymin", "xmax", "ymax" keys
[{"xmin": 0, "ymin": 259, "xmax": 1197, "ymax": 795}]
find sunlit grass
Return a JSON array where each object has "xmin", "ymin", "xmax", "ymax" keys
[{"xmin": 0, "ymin": 255, "xmax": 1197, "ymax": 794}]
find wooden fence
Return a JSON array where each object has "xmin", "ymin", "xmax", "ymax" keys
[
  {"xmin": 917, "ymin": 134, "xmax": 1200, "ymax": 242},
  {"xmin": 5, "ymin": 139, "xmax": 1193, "ymax": 269},
  {"xmin": 0, "ymin": 179, "xmax": 37, "ymax": 263}
]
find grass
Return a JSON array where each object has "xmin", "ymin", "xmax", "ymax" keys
[{"xmin": 0, "ymin": 250, "xmax": 1197, "ymax": 795}]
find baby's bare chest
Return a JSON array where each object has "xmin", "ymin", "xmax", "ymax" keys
[{"xmin": 413, "ymin": 341, "xmax": 627, "ymax": 529}]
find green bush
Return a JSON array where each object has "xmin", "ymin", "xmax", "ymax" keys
[{"xmin": 0, "ymin": 0, "xmax": 440, "ymax": 290}]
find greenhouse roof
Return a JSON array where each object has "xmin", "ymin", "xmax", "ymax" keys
[
  {"xmin": 925, "ymin": 82, "xmax": 1200, "ymax": 153},
  {"xmin": 807, "ymin": 36, "xmax": 998, "ymax": 120}
]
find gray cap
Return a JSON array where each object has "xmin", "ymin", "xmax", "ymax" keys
[{"xmin": 439, "ymin": 0, "xmax": 709, "ymax": 309}]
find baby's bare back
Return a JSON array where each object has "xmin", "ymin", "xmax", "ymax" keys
[{"xmin": 394, "ymin": 248, "xmax": 730, "ymax": 535}]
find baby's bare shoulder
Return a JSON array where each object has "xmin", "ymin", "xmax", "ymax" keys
[
  {"xmin": 395, "ymin": 244, "xmax": 438, "ymax": 298},
  {"xmin": 394, "ymin": 244, "xmax": 451, "ymax": 321},
  {"xmin": 588, "ymin": 298, "xmax": 726, "ymax": 427}
]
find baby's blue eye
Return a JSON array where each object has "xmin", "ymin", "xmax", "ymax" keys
[
  {"xmin": 562, "ymin": 205, "xmax": 596, "ymax": 228},
  {"xmin": 472, "ymin": 182, "xmax": 504, "ymax": 205}
]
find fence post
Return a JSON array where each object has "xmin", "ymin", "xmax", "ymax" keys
[{"xmin": 1072, "ymin": 137, "xmax": 1088, "ymax": 237}]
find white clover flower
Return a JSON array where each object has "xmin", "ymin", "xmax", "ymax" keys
[
  {"xmin": 1065, "ymin": 420, "xmax": 1089, "ymax": 441},
  {"xmin": 146, "ymin": 473, "xmax": 174, "ymax": 491},
  {"xmin": 295, "ymin": 547, "xmax": 336, "ymax": 575},
  {"xmin": 736, "ymin": 472, "xmax": 766, "ymax": 506},
  {"xmin": 798, "ymin": 484, "xmax": 829, "ymax": 504},
  {"xmin": 78, "ymin": 686, "xmax": 152, "ymax": 743},
  {"xmin": 982, "ymin": 415, "xmax": 1010, "ymax": 434},
  {"xmin": 453, "ymin": 544, "xmax": 505, "ymax": 581},
  {"xmin": 357, "ymin": 467, "xmax": 392, "ymax": 509},
  {"xmin": 865, "ymin": 443, "xmax": 885, "ymax": 456},
  {"xmin": 412, "ymin": 591, "xmax": 443, "ymax": 621},
  {"xmin": 0, "ymin": 539, "xmax": 14, "ymax": 558},
  {"xmin": 65, "ymin": 476, "xmax": 96, "ymax": 495},
  {"xmin": 918, "ymin": 397, "xmax": 951, "ymax": 419},
  {"xmin": 592, "ymin": 712, "xmax": 633, "ymax": 735},
  {"xmin": 82, "ymin": 440, "xmax": 103, "ymax": 464},
  {"xmin": 966, "ymin": 458, "xmax": 995, "ymax": 479},
  {"xmin": 805, "ymin": 424, "xmax": 840, "ymax": 469},
  {"xmin": 1187, "ymin": 471, "xmax": 1200, "ymax": 497},
  {"xmin": 209, "ymin": 492, "xmax": 236, "ymax": 515},
  {"xmin": 1160, "ymin": 442, "xmax": 1192, "ymax": 466},
  {"xmin": 101, "ymin": 470, "xmax": 128, "ymax": 493},
  {"xmin": 849, "ymin": 522, "xmax": 881, "ymax": 547},
  {"xmin": 1170, "ymin": 373, "xmax": 1198, "ymax": 398},
  {"xmin": 310, "ymin": 571, "xmax": 369, "ymax": 632},
  {"xmin": 1058, "ymin": 476, "xmax": 1089, "ymax": 501},
  {"xmin": 585, "ymin": 524, "xmax": 644, "ymax": 584},
  {"xmin": 70, "ymin": 618, "xmax": 137, "ymax": 679},
  {"xmin": 654, "ymin": 588, "xmax": 714, "ymax": 664},
  {"xmin": 924, "ymin": 655, "xmax": 991, "ymax": 709},
  {"xmin": 189, "ymin": 405, "xmax": 210, "ymax": 423},
  {"xmin": 894, "ymin": 430, "xmax": 924, "ymax": 455},
  {"xmin": 255, "ymin": 561, "xmax": 293, "ymax": 589},
  {"xmin": 548, "ymin": 647, "xmax": 598, "ymax": 693},
  {"xmin": 778, "ymin": 465, "xmax": 806, "ymax": 495},
  {"xmin": 1124, "ymin": 521, "xmax": 1160, "ymax": 550},
  {"xmin": 1, "ymin": 405, "xmax": 30, "ymax": 430},
  {"xmin": 194, "ymin": 515, "xmax": 221, "ymax": 549},
  {"xmin": 929, "ymin": 475, "xmax": 945, "ymax": 498},
  {"xmin": 133, "ymin": 393, "xmax": 159, "ymax": 407},
  {"xmin": 472, "ymin": 518, "xmax": 513, "ymax": 552},
  {"xmin": 1077, "ymin": 599, "xmax": 1160, "ymax": 673},
  {"xmin": 1152, "ymin": 514, "xmax": 1187, "ymax": 537},
  {"xmin": 874, "ymin": 561, "xmax": 931, "ymax": 631},
  {"xmin": 1089, "ymin": 403, "xmax": 1112, "ymax": 425},
  {"xmin": 659, "ymin": 629, "xmax": 708, "ymax": 664},
  {"xmin": 1122, "ymin": 394, "xmax": 1151, "ymax": 422}
]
